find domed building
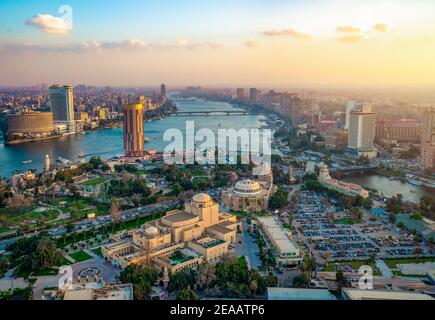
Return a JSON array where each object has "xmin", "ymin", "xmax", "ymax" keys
[
  {"xmin": 234, "ymin": 179, "xmax": 262, "ymax": 195},
  {"xmin": 222, "ymin": 164, "xmax": 274, "ymax": 212},
  {"xmin": 103, "ymin": 192, "xmax": 238, "ymax": 272}
]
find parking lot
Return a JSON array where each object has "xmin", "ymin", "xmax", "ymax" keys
[{"xmin": 291, "ymin": 191, "xmax": 434, "ymax": 263}]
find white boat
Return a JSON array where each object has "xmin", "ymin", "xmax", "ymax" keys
[
  {"xmin": 408, "ymin": 179, "xmax": 422, "ymax": 186},
  {"xmin": 21, "ymin": 160, "xmax": 32, "ymax": 164},
  {"xmin": 422, "ymin": 181, "xmax": 435, "ymax": 188}
]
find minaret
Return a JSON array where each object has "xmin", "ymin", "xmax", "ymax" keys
[
  {"xmin": 318, "ymin": 165, "xmax": 331, "ymax": 183},
  {"xmin": 44, "ymin": 154, "xmax": 51, "ymax": 172},
  {"xmin": 288, "ymin": 165, "xmax": 296, "ymax": 183},
  {"xmin": 162, "ymin": 266, "xmax": 169, "ymax": 290}
]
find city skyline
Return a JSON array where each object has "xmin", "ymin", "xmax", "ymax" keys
[{"xmin": 1, "ymin": 0, "xmax": 435, "ymax": 88}]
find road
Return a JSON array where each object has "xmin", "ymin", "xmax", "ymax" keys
[
  {"xmin": 0, "ymin": 200, "xmax": 180, "ymax": 250},
  {"xmin": 232, "ymin": 218, "xmax": 262, "ymax": 270},
  {"xmin": 376, "ymin": 259, "xmax": 394, "ymax": 279}
]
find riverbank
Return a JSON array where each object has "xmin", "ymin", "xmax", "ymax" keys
[
  {"xmin": 0, "ymin": 97, "xmax": 263, "ymax": 178},
  {"xmin": 341, "ymin": 172, "xmax": 435, "ymax": 203},
  {"xmin": 4, "ymin": 134, "xmax": 64, "ymax": 146}
]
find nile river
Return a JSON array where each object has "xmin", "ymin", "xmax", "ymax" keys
[
  {"xmin": 1, "ymin": 97, "xmax": 433, "ymax": 203},
  {"xmin": 341, "ymin": 173, "xmax": 434, "ymax": 203},
  {"xmin": 0, "ymin": 97, "xmax": 265, "ymax": 178}
]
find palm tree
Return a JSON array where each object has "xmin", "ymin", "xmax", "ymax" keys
[
  {"xmin": 36, "ymin": 217, "xmax": 46, "ymax": 233},
  {"xmin": 366, "ymin": 255, "xmax": 377, "ymax": 269},
  {"xmin": 20, "ymin": 221, "xmax": 32, "ymax": 237},
  {"xmin": 250, "ymin": 280, "xmax": 258, "ymax": 296}
]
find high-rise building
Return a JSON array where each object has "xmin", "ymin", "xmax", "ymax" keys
[
  {"xmin": 7, "ymin": 112, "xmax": 54, "ymax": 135},
  {"xmin": 421, "ymin": 143, "xmax": 435, "ymax": 171},
  {"xmin": 160, "ymin": 84, "xmax": 166, "ymax": 97},
  {"xmin": 325, "ymin": 126, "xmax": 348, "ymax": 151},
  {"xmin": 236, "ymin": 87, "xmax": 244, "ymax": 100},
  {"xmin": 375, "ymin": 119, "xmax": 421, "ymax": 142},
  {"xmin": 123, "ymin": 103, "xmax": 145, "ymax": 157},
  {"xmin": 49, "ymin": 85, "xmax": 74, "ymax": 124},
  {"xmin": 249, "ymin": 88, "xmax": 258, "ymax": 104},
  {"xmin": 421, "ymin": 107, "xmax": 435, "ymax": 144},
  {"xmin": 347, "ymin": 104, "xmax": 377, "ymax": 158},
  {"xmin": 345, "ymin": 100, "xmax": 356, "ymax": 130},
  {"xmin": 420, "ymin": 107, "xmax": 435, "ymax": 171}
]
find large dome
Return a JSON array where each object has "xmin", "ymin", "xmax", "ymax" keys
[
  {"xmin": 144, "ymin": 226, "xmax": 159, "ymax": 236},
  {"xmin": 234, "ymin": 179, "xmax": 262, "ymax": 195},
  {"xmin": 192, "ymin": 193, "xmax": 212, "ymax": 203}
]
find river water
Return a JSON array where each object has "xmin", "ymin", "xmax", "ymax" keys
[
  {"xmin": 305, "ymin": 161, "xmax": 433, "ymax": 203},
  {"xmin": 341, "ymin": 173, "xmax": 434, "ymax": 203},
  {"xmin": 0, "ymin": 97, "xmax": 265, "ymax": 178},
  {"xmin": 2, "ymin": 98, "xmax": 433, "ymax": 203}
]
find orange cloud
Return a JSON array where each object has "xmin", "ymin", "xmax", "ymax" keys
[{"xmin": 373, "ymin": 23, "xmax": 390, "ymax": 32}]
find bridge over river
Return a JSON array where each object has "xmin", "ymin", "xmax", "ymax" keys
[{"xmin": 173, "ymin": 110, "xmax": 264, "ymax": 116}]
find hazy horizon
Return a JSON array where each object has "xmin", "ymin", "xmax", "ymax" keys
[{"xmin": 1, "ymin": 0, "xmax": 435, "ymax": 88}]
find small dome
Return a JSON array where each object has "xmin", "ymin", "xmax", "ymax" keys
[
  {"xmin": 234, "ymin": 179, "xmax": 262, "ymax": 195},
  {"xmin": 253, "ymin": 162, "xmax": 271, "ymax": 176},
  {"xmin": 144, "ymin": 226, "xmax": 159, "ymax": 236},
  {"xmin": 192, "ymin": 193, "xmax": 212, "ymax": 203}
]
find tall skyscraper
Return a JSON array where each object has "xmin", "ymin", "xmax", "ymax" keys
[
  {"xmin": 345, "ymin": 100, "xmax": 356, "ymax": 130},
  {"xmin": 236, "ymin": 87, "xmax": 244, "ymax": 100},
  {"xmin": 160, "ymin": 83, "xmax": 166, "ymax": 97},
  {"xmin": 347, "ymin": 104, "xmax": 377, "ymax": 158},
  {"xmin": 123, "ymin": 103, "xmax": 145, "ymax": 157},
  {"xmin": 249, "ymin": 88, "xmax": 258, "ymax": 104},
  {"xmin": 421, "ymin": 107, "xmax": 435, "ymax": 144},
  {"xmin": 49, "ymin": 85, "xmax": 74, "ymax": 123},
  {"xmin": 421, "ymin": 107, "xmax": 435, "ymax": 170}
]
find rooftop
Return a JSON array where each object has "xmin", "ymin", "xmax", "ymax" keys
[
  {"xmin": 258, "ymin": 217, "xmax": 299, "ymax": 253},
  {"xmin": 194, "ymin": 236, "xmax": 226, "ymax": 248},
  {"xmin": 342, "ymin": 289, "xmax": 434, "ymax": 300},
  {"xmin": 162, "ymin": 210, "xmax": 198, "ymax": 223},
  {"xmin": 267, "ymin": 288, "xmax": 336, "ymax": 300},
  {"xmin": 207, "ymin": 224, "xmax": 234, "ymax": 235}
]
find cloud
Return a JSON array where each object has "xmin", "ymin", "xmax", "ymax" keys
[
  {"xmin": 335, "ymin": 34, "xmax": 365, "ymax": 43},
  {"xmin": 207, "ymin": 41, "xmax": 224, "ymax": 50},
  {"xmin": 100, "ymin": 39, "xmax": 150, "ymax": 50},
  {"xmin": 243, "ymin": 39, "xmax": 264, "ymax": 49},
  {"xmin": 373, "ymin": 23, "xmax": 390, "ymax": 32},
  {"xmin": 0, "ymin": 38, "xmax": 224, "ymax": 54},
  {"xmin": 261, "ymin": 28, "xmax": 312, "ymax": 40},
  {"xmin": 336, "ymin": 26, "xmax": 361, "ymax": 33},
  {"xmin": 25, "ymin": 13, "xmax": 71, "ymax": 35}
]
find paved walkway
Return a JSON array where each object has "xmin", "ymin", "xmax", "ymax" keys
[
  {"xmin": 232, "ymin": 218, "xmax": 262, "ymax": 270},
  {"xmin": 84, "ymin": 248, "xmax": 106, "ymax": 263},
  {"xmin": 0, "ymin": 277, "xmax": 28, "ymax": 292},
  {"xmin": 376, "ymin": 259, "xmax": 394, "ymax": 279},
  {"xmin": 63, "ymin": 254, "xmax": 76, "ymax": 264}
]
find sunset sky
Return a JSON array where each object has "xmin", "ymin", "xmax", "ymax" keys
[{"xmin": 1, "ymin": 0, "xmax": 435, "ymax": 88}]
